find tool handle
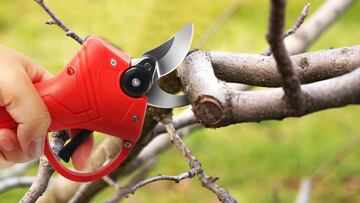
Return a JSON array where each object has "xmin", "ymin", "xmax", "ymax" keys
[
  {"xmin": 0, "ymin": 36, "xmax": 148, "ymax": 182},
  {"xmin": 0, "ymin": 36, "xmax": 147, "ymax": 139}
]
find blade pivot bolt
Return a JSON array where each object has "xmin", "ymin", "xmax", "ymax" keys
[
  {"xmin": 131, "ymin": 78, "xmax": 141, "ymax": 87},
  {"xmin": 110, "ymin": 58, "xmax": 117, "ymax": 66}
]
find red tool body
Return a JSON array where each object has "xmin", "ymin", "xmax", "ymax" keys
[
  {"xmin": 0, "ymin": 23, "xmax": 193, "ymax": 182},
  {"xmin": 0, "ymin": 36, "xmax": 147, "ymax": 182}
]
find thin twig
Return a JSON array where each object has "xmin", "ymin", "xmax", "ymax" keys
[
  {"xmin": 107, "ymin": 167, "xmax": 201, "ymax": 203},
  {"xmin": 286, "ymin": 0, "xmax": 355, "ymax": 55},
  {"xmin": 34, "ymin": 0, "xmax": 85, "ymax": 44},
  {"xmin": 284, "ymin": 3, "xmax": 311, "ymax": 38},
  {"xmin": 20, "ymin": 131, "xmax": 68, "ymax": 203},
  {"xmin": 266, "ymin": 0, "xmax": 305, "ymax": 111},
  {"xmin": 262, "ymin": 3, "xmax": 311, "ymax": 56},
  {"xmin": 162, "ymin": 116, "xmax": 238, "ymax": 203}
]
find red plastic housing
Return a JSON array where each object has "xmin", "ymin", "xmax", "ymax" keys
[{"xmin": 0, "ymin": 36, "xmax": 147, "ymax": 182}]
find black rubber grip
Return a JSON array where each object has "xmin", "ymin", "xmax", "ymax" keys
[{"xmin": 57, "ymin": 129, "xmax": 93, "ymax": 162}]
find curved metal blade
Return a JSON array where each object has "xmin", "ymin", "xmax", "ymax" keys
[
  {"xmin": 143, "ymin": 23, "xmax": 194, "ymax": 77},
  {"xmin": 147, "ymin": 73, "xmax": 189, "ymax": 108}
]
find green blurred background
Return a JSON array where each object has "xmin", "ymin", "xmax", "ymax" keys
[{"xmin": 0, "ymin": 0, "xmax": 359, "ymax": 202}]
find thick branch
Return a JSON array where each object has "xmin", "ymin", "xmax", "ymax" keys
[
  {"xmin": 180, "ymin": 51, "xmax": 360, "ymax": 127},
  {"xmin": 266, "ymin": 0, "xmax": 305, "ymax": 110},
  {"xmin": 211, "ymin": 45, "xmax": 360, "ymax": 87}
]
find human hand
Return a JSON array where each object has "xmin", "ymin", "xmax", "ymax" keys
[
  {"xmin": 0, "ymin": 45, "xmax": 52, "ymax": 169},
  {"xmin": 0, "ymin": 45, "xmax": 94, "ymax": 171}
]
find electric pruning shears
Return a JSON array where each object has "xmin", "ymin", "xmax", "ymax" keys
[{"xmin": 0, "ymin": 23, "xmax": 194, "ymax": 182}]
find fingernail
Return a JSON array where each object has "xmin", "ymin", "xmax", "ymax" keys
[
  {"xmin": 29, "ymin": 139, "xmax": 44, "ymax": 158},
  {"xmin": 0, "ymin": 141, "xmax": 14, "ymax": 152}
]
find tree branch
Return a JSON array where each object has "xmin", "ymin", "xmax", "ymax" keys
[
  {"xmin": 161, "ymin": 116, "xmax": 237, "ymax": 203},
  {"xmin": 107, "ymin": 168, "xmax": 201, "ymax": 203},
  {"xmin": 34, "ymin": 0, "xmax": 85, "ymax": 44},
  {"xmin": 261, "ymin": 3, "xmax": 311, "ymax": 56},
  {"xmin": 30, "ymin": 0, "xmax": 358, "ymax": 202},
  {"xmin": 179, "ymin": 51, "xmax": 360, "ymax": 127},
  {"xmin": 284, "ymin": 3, "xmax": 311, "ymax": 40},
  {"xmin": 20, "ymin": 131, "xmax": 67, "ymax": 203},
  {"xmin": 266, "ymin": 0, "xmax": 305, "ymax": 111},
  {"xmin": 285, "ymin": 0, "xmax": 355, "ymax": 54},
  {"xmin": 211, "ymin": 45, "xmax": 360, "ymax": 87}
]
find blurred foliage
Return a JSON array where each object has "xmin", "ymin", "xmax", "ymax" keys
[{"xmin": 0, "ymin": 0, "xmax": 360, "ymax": 202}]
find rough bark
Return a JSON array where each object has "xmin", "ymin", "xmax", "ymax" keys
[
  {"xmin": 180, "ymin": 51, "xmax": 360, "ymax": 128},
  {"xmin": 211, "ymin": 45, "xmax": 360, "ymax": 87}
]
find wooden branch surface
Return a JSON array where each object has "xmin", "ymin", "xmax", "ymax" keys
[
  {"xmin": 20, "ymin": 131, "xmax": 67, "ymax": 203},
  {"xmin": 211, "ymin": 45, "xmax": 360, "ymax": 87},
  {"xmin": 180, "ymin": 51, "xmax": 360, "ymax": 127},
  {"xmin": 266, "ymin": 0, "xmax": 305, "ymax": 110}
]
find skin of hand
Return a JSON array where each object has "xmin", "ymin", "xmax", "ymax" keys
[{"xmin": 0, "ymin": 45, "xmax": 92, "ymax": 170}]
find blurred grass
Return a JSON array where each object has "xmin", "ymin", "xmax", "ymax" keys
[{"xmin": 0, "ymin": 0, "xmax": 360, "ymax": 202}]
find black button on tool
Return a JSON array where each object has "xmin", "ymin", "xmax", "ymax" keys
[{"xmin": 121, "ymin": 67, "xmax": 151, "ymax": 98}]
